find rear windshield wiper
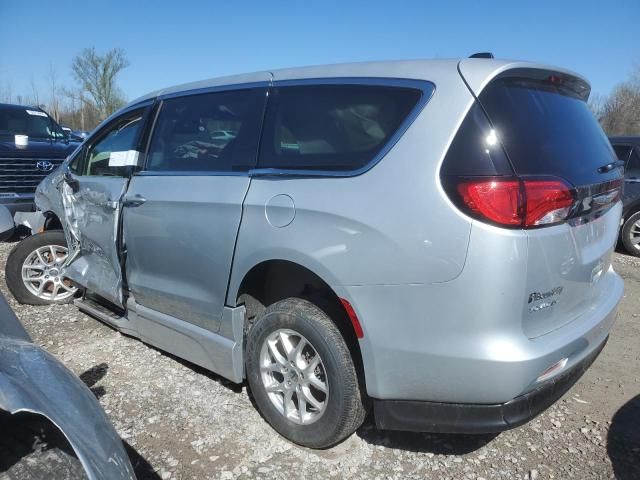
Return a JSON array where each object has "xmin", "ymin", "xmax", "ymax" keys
[{"xmin": 597, "ymin": 160, "xmax": 625, "ymax": 174}]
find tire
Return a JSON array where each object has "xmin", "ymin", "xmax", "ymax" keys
[
  {"xmin": 0, "ymin": 411, "xmax": 86, "ymax": 480},
  {"xmin": 245, "ymin": 298, "xmax": 366, "ymax": 448},
  {"xmin": 621, "ymin": 211, "xmax": 640, "ymax": 257},
  {"xmin": 5, "ymin": 231, "xmax": 78, "ymax": 305}
]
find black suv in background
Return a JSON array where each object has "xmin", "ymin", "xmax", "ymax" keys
[
  {"xmin": 0, "ymin": 103, "xmax": 80, "ymax": 215},
  {"xmin": 610, "ymin": 136, "xmax": 640, "ymax": 255}
]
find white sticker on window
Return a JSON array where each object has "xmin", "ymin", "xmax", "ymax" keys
[
  {"xmin": 26, "ymin": 109, "xmax": 48, "ymax": 117},
  {"xmin": 108, "ymin": 150, "xmax": 139, "ymax": 167}
]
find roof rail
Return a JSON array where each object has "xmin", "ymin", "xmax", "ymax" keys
[{"xmin": 469, "ymin": 52, "xmax": 494, "ymax": 59}]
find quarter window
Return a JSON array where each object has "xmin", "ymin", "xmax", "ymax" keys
[
  {"xmin": 146, "ymin": 88, "xmax": 266, "ymax": 172},
  {"xmin": 258, "ymin": 84, "xmax": 423, "ymax": 171}
]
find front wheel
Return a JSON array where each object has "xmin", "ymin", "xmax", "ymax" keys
[
  {"xmin": 621, "ymin": 211, "xmax": 640, "ymax": 257},
  {"xmin": 5, "ymin": 231, "xmax": 78, "ymax": 305},
  {"xmin": 245, "ymin": 298, "xmax": 366, "ymax": 448}
]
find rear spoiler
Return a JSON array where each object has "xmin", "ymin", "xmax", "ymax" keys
[{"xmin": 458, "ymin": 59, "xmax": 591, "ymax": 101}]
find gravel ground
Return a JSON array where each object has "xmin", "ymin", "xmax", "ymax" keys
[{"xmin": 1, "ymin": 240, "xmax": 639, "ymax": 480}]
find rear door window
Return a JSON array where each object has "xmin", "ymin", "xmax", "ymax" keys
[
  {"xmin": 146, "ymin": 88, "xmax": 266, "ymax": 173},
  {"xmin": 478, "ymin": 76, "xmax": 619, "ymax": 187},
  {"xmin": 257, "ymin": 84, "xmax": 422, "ymax": 172}
]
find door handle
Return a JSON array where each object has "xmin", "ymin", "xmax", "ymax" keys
[{"xmin": 122, "ymin": 194, "xmax": 147, "ymax": 207}]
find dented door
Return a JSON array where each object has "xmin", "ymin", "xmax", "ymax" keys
[{"xmin": 61, "ymin": 108, "xmax": 150, "ymax": 307}]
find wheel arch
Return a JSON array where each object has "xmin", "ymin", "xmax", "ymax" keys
[
  {"xmin": 42, "ymin": 211, "xmax": 63, "ymax": 231},
  {"xmin": 232, "ymin": 258, "xmax": 368, "ymax": 392},
  {"xmin": 622, "ymin": 199, "xmax": 640, "ymax": 221},
  {"xmin": 0, "ymin": 339, "xmax": 135, "ymax": 478}
]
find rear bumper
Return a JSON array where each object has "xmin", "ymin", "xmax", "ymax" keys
[
  {"xmin": 373, "ymin": 336, "xmax": 607, "ymax": 433},
  {"xmin": 338, "ymin": 268, "xmax": 622, "ymax": 403}
]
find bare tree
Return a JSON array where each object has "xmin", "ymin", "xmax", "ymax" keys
[
  {"xmin": 71, "ymin": 47, "xmax": 129, "ymax": 119},
  {"xmin": 594, "ymin": 65, "xmax": 640, "ymax": 136},
  {"xmin": 30, "ymin": 76, "xmax": 40, "ymax": 107},
  {"xmin": 0, "ymin": 80, "xmax": 13, "ymax": 103},
  {"xmin": 61, "ymin": 87, "xmax": 101, "ymax": 131},
  {"xmin": 47, "ymin": 65, "xmax": 60, "ymax": 121}
]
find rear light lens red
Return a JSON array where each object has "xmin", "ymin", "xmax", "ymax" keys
[
  {"xmin": 456, "ymin": 177, "xmax": 576, "ymax": 228},
  {"xmin": 523, "ymin": 180, "xmax": 575, "ymax": 226},
  {"xmin": 457, "ymin": 180, "xmax": 522, "ymax": 226}
]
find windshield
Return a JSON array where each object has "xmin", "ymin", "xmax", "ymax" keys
[{"xmin": 0, "ymin": 107, "xmax": 67, "ymax": 140}]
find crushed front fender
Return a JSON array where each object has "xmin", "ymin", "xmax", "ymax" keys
[
  {"xmin": 0, "ymin": 340, "xmax": 135, "ymax": 479},
  {"xmin": 0, "ymin": 289, "xmax": 135, "ymax": 479}
]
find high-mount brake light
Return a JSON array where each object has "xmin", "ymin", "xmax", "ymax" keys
[{"xmin": 456, "ymin": 178, "xmax": 576, "ymax": 228}]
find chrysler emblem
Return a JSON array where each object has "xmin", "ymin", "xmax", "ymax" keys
[{"xmin": 36, "ymin": 160, "xmax": 54, "ymax": 172}]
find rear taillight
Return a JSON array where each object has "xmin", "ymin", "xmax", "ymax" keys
[
  {"xmin": 523, "ymin": 180, "xmax": 575, "ymax": 226},
  {"xmin": 455, "ymin": 177, "xmax": 576, "ymax": 228}
]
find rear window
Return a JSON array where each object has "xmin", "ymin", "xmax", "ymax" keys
[
  {"xmin": 257, "ymin": 84, "xmax": 422, "ymax": 171},
  {"xmin": 478, "ymin": 76, "xmax": 618, "ymax": 186}
]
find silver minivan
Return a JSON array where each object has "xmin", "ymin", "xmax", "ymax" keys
[{"xmin": 6, "ymin": 56, "xmax": 623, "ymax": 448}]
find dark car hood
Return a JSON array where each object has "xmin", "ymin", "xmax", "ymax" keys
[{"xmin": 0, "ymin": 138, "xmax": 80, "ymax": 159}]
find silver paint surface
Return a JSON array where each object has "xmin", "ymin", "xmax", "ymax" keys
[{"xmin": 30, "ymin": 58, "xmax": 623, "ymax": 409}]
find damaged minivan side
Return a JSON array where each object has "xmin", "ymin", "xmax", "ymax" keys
[{"xmin": 6, "ymin": 57, "xmax": 623, "ymax": 448}]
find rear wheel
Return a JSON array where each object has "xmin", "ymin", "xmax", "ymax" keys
[
  {"xmin": 5, "ymin": 231, "xmax": 78, "ymax": 305},
  {"xmin": 245, "ymin": 298, "xmax": 366, "ymax": 448},
  {"xmin": 621, "ymin": 211, "xmax": 640, "ymax": 257}
]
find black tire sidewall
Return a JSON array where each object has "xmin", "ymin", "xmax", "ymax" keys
[
  {"xmin": 5, "ymin": 231, "xmax": 74, "ymax": 305},
  {"xmin": 622, "ymin": 212, "xmax": 640, "ymax": 257},
  {"xmin": 246, "ymin": 299, "xmax": 360, "ymax": 448}
]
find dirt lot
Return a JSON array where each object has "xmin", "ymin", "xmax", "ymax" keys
[{"xmin": 1, "ymin": 241, "xmax": 639, "ymax": 480}]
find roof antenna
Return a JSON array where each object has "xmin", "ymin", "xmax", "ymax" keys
[{"xmin": 469, "ymin": 52, "xmax": 494, "ymax": 59}]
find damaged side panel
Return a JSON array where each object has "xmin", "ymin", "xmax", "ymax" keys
[
  {"xmin": 60, "ymin": 176, "xmax": 128, "ymax": 307},
  {"xmin": 15, "ymin": 167, "xmax": 68, "ymax": 234},
  {"xmin": 13, "ymin": 211, "xmax": 46, "ymax": 235},
  {"xmin": 30, "ymin": 162, "xmax": 129, "ymax": 308}
]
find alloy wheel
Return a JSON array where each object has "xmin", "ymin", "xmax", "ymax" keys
[
  {"xmin": 21, "ymin": 245, "xmax": 77, "ymax": 302},
  {"xmin": 259, "ymin": 328, "xmax": 329, "ymax": 425},
  {"xmin": 629, "ymin": 219, "xmax": 640, "ymax": 251}
]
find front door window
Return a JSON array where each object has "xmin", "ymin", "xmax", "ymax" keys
[{"xmin": 84, "ymin": 114, "xmax": 144, "ymax": 176}]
